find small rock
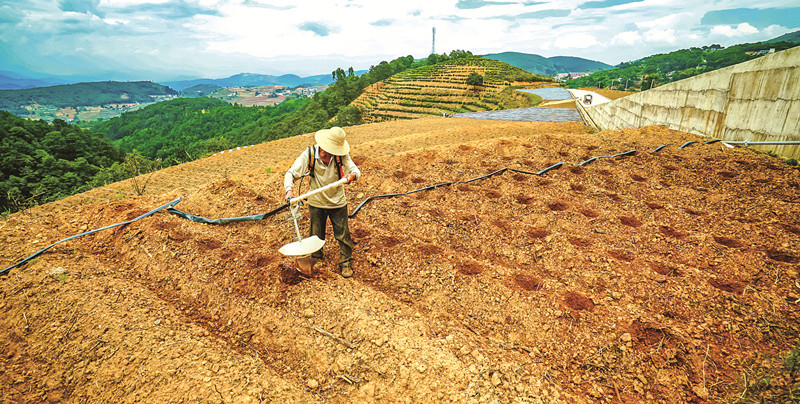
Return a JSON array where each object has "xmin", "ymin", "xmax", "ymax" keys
[
  {"xmin": 620, "ymin": 332, "xmax": 632, "ymax": 342},
  {"xmin": 491, "ymin": 372, "xmax": 502, "ymax": 386},
  {"xmin": 307, "ymin": 379, "xmax": 319, "ymax": 389},
  {"xmin": 572, "ymin": 375, "xmax": 581, "ymax": 384},
  {"xmin": 49, "ymin": 267, "xmax": 66, "ymax": 276},
  {"xmin": 302, "ymin": 309, "xmax": 315, "ymax": 318},
  {"xmin": 153, "ymin": 319, "xmax": 162, "ymax": 326},
  {"xmin": 692, "ymin": 384, "xmax": 709, "ymax": 399}
]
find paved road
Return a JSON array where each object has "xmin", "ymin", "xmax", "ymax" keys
[{"xmin": 567, "ymin": 89, "xmax": 612, "ymax": 106}]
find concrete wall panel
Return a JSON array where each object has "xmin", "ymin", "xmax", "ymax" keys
[{"xmin": 583, "ymin": 46, "xmax": 800, "ymax": 159}]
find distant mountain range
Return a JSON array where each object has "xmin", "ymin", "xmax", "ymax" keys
[
  {"xmin": 0, "ymin": 71, "xmax": 339, "ymax": 91},
  {"xmin": 0, "ymin": 70, "xmax": 65, "ymax": 90},
  {"xmin": 482, "ymin": 52, "xmax": 612, "ymax": 75},
  {"xmin": 160, "ymin": 72, "xmax": 337, "ymax": 91}
]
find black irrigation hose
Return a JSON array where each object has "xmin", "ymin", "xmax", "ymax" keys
[
  {"xmin": 0, "ymin": 139, "xmax": 722, "ymax": 277},
  {"xmin": 1, "ymin": 198, "xmax": 182, "ymax": 276},
  {"xmin": 349, "ymin": 148, "xmax": 640, "ymax": 218},
  {"xmin": 167, "ymin": 203, "xmax": 289, "ymax": 225},
  {"xmin": 0, "ymin": 199, "xmax": 292, "ymax": 277}
]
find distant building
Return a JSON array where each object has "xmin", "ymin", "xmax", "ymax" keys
[
  {"xmin": 556, "ymin": 72, "xmax": 591, "ymax": 81},
  {"xmin": 746, "ymin": 49, "xmax": 777, "ymax": 56}
]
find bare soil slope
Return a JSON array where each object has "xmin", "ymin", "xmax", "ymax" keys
[{"xmin": 1, "ymin": 118, "xmax": 799, "ymax": 403}]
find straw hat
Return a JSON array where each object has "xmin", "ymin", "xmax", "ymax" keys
[{"xmin": 315, "ymin": 126, "xmax": 350, "ymax": 156}]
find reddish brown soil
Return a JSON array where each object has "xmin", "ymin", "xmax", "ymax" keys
[{"xmin": 1, "ymin": 119, "xmax": 799, "ymax": 403}]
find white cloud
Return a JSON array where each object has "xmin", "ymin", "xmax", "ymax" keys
[
  {"xmin": 611, "ymin": 31, "xmax": 642, "ymax": 46},
  {"xmin": 553, "ymin": 33, "xmax": 600, "ymax": 49},
  {"xmin": 635, "ymin": 13, "xmax": 683, "ymax": 30},
  {"xmin": 643, "ymin": 28, "xmax": 676, "ymax": 43},
  {"xmin": 2, "ymin": 0, "xmax": 799, "ymax": 80},
  {"xmin": 711, "ymin": 23, "xmax": 759, "ymax": 37}
]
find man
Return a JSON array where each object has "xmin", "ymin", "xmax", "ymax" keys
[{"xmin": 284, "ymin": 127, "xmax": 360, "ymax": 278}]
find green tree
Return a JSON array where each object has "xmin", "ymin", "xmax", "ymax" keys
[{"xmin": 466, "ymin": 72, "xmax": 484, "ymax": 87}]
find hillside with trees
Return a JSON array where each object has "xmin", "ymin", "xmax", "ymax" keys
[
  {"xmin": 88, "ymin": 97, "xmax": 307, "ymax": 164},
  {"xmin": 260, "ymin": 54, "xmax": 423, "ymax": 138},
  {"xmin": 0, "ymin": 111, "xmax": 125, "ymax": 213},
  {"xmin": 565, "ymin": 41, "xmax": 799, "ymax": 90},
  {"xmin": 0, "ymin": 81, "xmax": 178, "ymax": 116},
  {"xmin": 482, "ymin": 52, "xmax": 611, "ymax": 75},
  {"xmin": 350, "ymin": 57, "xmax": 553, "ymax": 123}
]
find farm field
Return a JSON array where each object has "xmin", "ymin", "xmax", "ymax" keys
[
  {"xmin": 1, "ymin": 117, "xmax": 799, "ymax": 403},
  {"xmin": 23, "ymin": 103, "xmax": 155, "ymax": 122}
]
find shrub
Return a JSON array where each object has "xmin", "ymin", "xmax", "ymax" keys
[{"xmin": 466, "ymin": 72, "xmax": 484, "ymax": 87}]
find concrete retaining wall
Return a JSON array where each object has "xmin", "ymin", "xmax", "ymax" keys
[{"xmin": 583, "ymin": 45, "xmax": 800, "ymax": 159}]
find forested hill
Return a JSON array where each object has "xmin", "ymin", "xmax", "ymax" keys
[
  {"xmin": 89, "ymin": 97, "xmax": 307, "ymax": 163},
  {"xmin": 565, "ymin": 40, "xmax": 799, "ymax": 90},
  {"xmin": 482, "ymin": 52, "xmax": 611, "ymax": 75},
  {"xmin": 548, "ymin": 56, "xmax": 613, "ymax": 73},
  {"xmin": 0, "ymin": 110, "xmax": 124, "ymax": 213},
  {"xmin": 765, "ymin": 30, "xmax": 800, "ymax": 44},
  {"xmin": 0, "ymin": 81, "xmax": 178, "ymax": 115}
]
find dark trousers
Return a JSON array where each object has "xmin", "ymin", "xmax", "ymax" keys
[{"xmin": 308, "ymin": 205, "xmax": 353, "ymax": 265}]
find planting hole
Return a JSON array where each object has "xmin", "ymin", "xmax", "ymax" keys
[
  {"xmin": 713, "ymin": 236, "xmax": 743, "ymax": 248},
  {"xmin": 620, "ymin": 216, "xmax": 642, "ymax": 227},
  {"xmin": 564, "ymin": 292, "xmax": 595, "ymax": 311},
  {"xmin": 513, "ymin": 274, "xmax": 543, "ymax": 291},
  {"xmin": 457, "ymin": 262, "xmax": 483, "ymax": 276}
]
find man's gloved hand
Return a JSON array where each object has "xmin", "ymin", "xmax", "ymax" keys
[
  {"xmin": 285, "ymin": 190, "xmax": 294, "ymax": 203},
  {"xmin": 345, "ymin": 173, "xmax": 356, "ymax": 184}
]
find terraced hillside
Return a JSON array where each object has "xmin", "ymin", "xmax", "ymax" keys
[{"xmin": 351, "ymin": 59, "xmax": 556, "ymax": 123}]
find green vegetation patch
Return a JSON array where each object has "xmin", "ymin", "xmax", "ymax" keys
[{"xmin": 565, "ymin": 41, "xmax": 798, "ymax": 90}]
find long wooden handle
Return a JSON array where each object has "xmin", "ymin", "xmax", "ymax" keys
[{"xmin": 289, "ymin": 177, "xmax": 348, "ymax": 204}]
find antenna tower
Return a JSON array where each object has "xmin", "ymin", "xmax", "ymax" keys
[{"xmin": 431, "ymin": 27, "xmax": 436, "ymax": 55}]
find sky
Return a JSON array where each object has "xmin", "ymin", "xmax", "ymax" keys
[{"xmin": 0, "ymin": 0, "xmax": 798, "ymax": 81}]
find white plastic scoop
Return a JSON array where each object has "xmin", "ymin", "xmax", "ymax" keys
[{"xmin": 278, "ymin": 177, "xmax": 348, "ymax": 256}]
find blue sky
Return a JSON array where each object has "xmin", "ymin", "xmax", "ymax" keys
[{"xmin": 0, "ymin": 0, "xmax": 798, "ymax": 81}]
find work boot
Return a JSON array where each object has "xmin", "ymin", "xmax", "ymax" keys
[{"xmin": 340, "ymin": 262, "xmax": 353, "ymax": 278}]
